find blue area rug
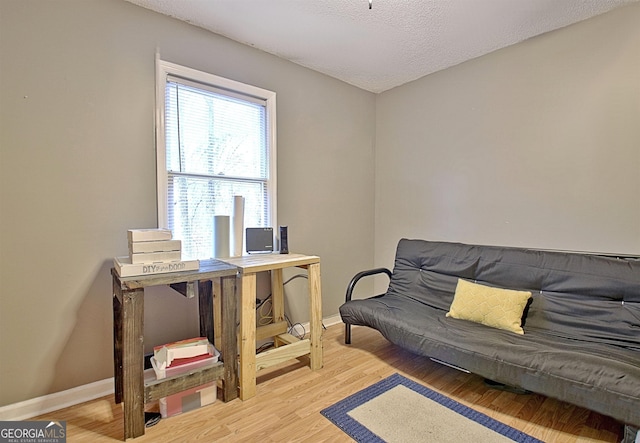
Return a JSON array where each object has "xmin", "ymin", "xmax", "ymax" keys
[{"xmin": 321, "ymin": 373, "xmax": 543, "ymax": 443}]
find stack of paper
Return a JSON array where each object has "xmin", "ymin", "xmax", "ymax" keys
[
  {"xmin": 151, "ymin": 337, "xmax": 219, "ymax": 379},
  {"xmin": 113, "ymin": 228, "xmax": 199, "ymax": 277}
]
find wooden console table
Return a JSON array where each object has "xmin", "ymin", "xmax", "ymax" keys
[
  {"xmin": 111, "ymin": 259, "xmax": 238, "ymax": 440},
  {"xmin": 219, "ymin": 253, "xmax": 323, "ymax": 400}
]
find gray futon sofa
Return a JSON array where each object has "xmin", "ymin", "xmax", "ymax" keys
[{"xmin": 340, "ymin": 239, "xmax": 640, "ymax": 440}]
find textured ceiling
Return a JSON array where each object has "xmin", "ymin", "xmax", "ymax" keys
[{"xmin": 125, "ymin": 0, "xmax": 638, "ymax": 93}]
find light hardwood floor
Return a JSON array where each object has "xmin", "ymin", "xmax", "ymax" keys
[{"xmin": 35, "ymin": 324, "xmax": 622, "ymax": 442}]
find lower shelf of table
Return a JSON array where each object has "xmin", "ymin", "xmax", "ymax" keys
[
  {"xmin": 255, "ymin": 333, "xmax": 311, "ymax": 371},
  {"xmin": 144, "ymin": 362, "xmax": 225, "ymax": 403}
]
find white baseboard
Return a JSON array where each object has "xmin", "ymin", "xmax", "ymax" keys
[
  {"xmin": 320, "ymin": 313, "xmax": 343, "ymax": 328},
  {"xmin": 0, "ymin": 314, "xmax": 345, "ymax": 421},
  {"xmin": 0, "ymin": 378, "xmax": 114, "ymax": 421}
]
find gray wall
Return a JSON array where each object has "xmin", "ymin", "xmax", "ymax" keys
[
  {"xmin": 375, "ymin": 3, "xmax": 640, "ymax": 270},
  {"xmin": 0, "ymin": 0, "xmax": 375, "ymax": 406}
]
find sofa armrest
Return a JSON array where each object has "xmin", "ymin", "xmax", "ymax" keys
[
  {"xmin": 343, "ymin": 267, "xmax": 392, "ymax": 344},
  {"xmin": 345, "ymin": 267, "xmax": 392, "ymax": 302}
]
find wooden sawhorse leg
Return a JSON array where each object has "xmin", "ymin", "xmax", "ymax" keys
[
  {"xmin": 238, "ymin": 272, "xmax": 257, "ymax": 400},
  {"xmin": 307, "ymin": 262, "xmax": 323, "ymax": 370},
  {"xmin": 113, "ymin": 276, "xmax": 144, "ymax": 440},
  {"xmin": 206, "ymin": 276, "xmax": 238, "ymax": 401}
]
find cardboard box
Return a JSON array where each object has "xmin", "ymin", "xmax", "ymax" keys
[{"xmin": 159, "ymin": 382, "xmax": 217, "ymax": 418}]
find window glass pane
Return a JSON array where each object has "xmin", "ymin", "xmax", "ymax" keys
[
  {"xmin": 166, "ymin": 82, "xmax": 267, "ymax": 179},
  {"xmin": 168, "ymin": 175, "xmax": 268, "ymax": 260}
]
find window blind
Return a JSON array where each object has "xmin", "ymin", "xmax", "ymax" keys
[{"xmin": 163, "ymin": 76, "xmax": 271, "ymax": 260}]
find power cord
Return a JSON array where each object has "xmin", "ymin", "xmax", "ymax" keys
[
  {"xmin": 257, "ymin": 294, "xmax": 273, "ymax": 326},
  {"xmin": 254, "ymin": 272, "xmax": 326, "ymax": 353},
  {"xmin": 282, "ymin": 274, "xmax": 327, "ymax": 331}
]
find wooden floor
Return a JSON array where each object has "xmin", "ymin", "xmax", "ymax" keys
[{"xmin": 35, "ymin": 324, "xmax": 623, "ymax": 442}]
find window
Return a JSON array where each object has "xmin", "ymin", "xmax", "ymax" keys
[{"xmin": 156, "ymin": 59, "xmax": 276, "ymax": 260}]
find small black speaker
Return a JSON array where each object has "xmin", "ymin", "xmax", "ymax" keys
[
  {"xmin": 279, "ymin": 226, "xmax": 289, "ymax": 254},
  {"xmin": 246, "ymin": 227, "xmax": 273, "ymax": 253}
]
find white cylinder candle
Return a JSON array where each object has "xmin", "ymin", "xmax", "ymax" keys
[
  {"xmin": 232, "ymin": 195, "xmax": 245, "ymax": 257},
  {"xmin": 212, "ymin": 215, "xmax": 230, "ymax": 258}
]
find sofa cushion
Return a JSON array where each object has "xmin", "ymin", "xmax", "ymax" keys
[
  {"xmin": 446, "ymin": 279, "xmax": 531, "ymax": 334},
  {"xmin": 340, "ymin": 292, "xmax": 640, "ymax": 427},
  {"xmin": 387, "ymin": 239, "xmax": 640, "ymax": 348}
]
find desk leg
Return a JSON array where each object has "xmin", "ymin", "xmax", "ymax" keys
[
  {"xmin": 199, "ymin": 277, "xmax": 237, "ymax": 402},
  {"xmin": 220, "ymin": 275, "xmax": 238, "ymax": 401},
  {"xmin": 271, "ymin": 269, "xmax": 284, "ymax": 324},
  {"xmin": 212, "ymin": 279, "xmax": 222, "ymax": 349},
  {"xmin": 121, "ymin": 288, "xmax": 145, "ymax": 440},
  {"xmin": 112, "ymin": 278, "xmax": 123, "ymax": 405},
  {"xmin": 308, "ymin": 263, "xmax": 323, "ymax": 370},
  {"xmin": 239, "ymin": 272, "xmax": 257, "ymax": 400},
  {"xmin": 198, "ymin": 280, "xmax": 214, "ymax": 346}
]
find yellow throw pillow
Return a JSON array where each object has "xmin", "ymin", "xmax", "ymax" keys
[{"xmin": 446, "ymin": 279, "xmax": 532, "ymax": 335}]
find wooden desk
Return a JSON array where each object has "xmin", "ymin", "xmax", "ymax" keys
[
  {"xmin": 220, "ymin": 253, "xmax": 323, "ymax": 400},
  {"xmin": 111, "ymin": 260, "xmax": 238, "ymax": 440}
]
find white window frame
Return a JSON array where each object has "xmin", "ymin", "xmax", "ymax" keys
[{"xmin": 155, "ymin": 58, "xmax": 277, "ymax": 255}]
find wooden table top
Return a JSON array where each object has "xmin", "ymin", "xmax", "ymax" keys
[
  {"xmin": 219, "ymin": 253, "xmax": 320, "ymax": 273},
  {"xmin": 112, "ymin": 259, "xmax": 238, "ymax": 289}
]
